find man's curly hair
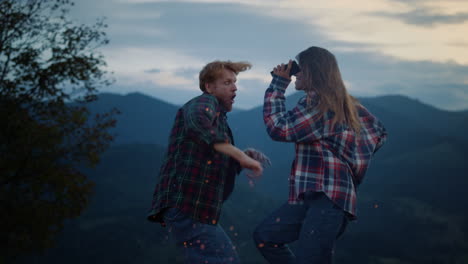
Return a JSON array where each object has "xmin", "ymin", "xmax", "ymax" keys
[{"xmin": 199, "ymin": 60, "xmax": 252, "ymax": 92}]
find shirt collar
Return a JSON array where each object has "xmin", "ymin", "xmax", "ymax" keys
[{"xmin": 204, "ymin": 93, "xmax": 228, "ymax": 115}]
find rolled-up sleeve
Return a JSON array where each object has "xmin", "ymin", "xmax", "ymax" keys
[
  {"xmin": 263, "ymin": 75, "xmax": 325, "ymax": 143},
  {"xmin": 184, "ymin": 94, "xmax": 230, "ymax": 145}
]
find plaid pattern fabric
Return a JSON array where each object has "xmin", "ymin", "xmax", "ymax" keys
[
  {"xmin": 263, "ymin": 75, "xmax": 387, "ymax": 219},
  {"xmin": 147, "ymin": 93, "xmax": 240, "ymax": 225}
]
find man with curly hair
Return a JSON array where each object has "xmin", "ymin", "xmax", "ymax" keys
[{"xmin": 148, "ymin": 60, "xmax": 269, "ymax": 264}]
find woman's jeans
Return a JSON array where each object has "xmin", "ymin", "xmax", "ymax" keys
[
  {"xmin": 253, "ymin": 192, "xmax": 349, "ymax": 264},
  {"xmin": 163, "ymin": 207, "xmax": 240, "ymax": 264}
]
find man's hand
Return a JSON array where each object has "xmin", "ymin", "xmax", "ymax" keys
[
  {"xmin": 272, "ymin": 60, "xmax": 293, "ymax": 80},
  {"xmin": 213, "ymin": 143, "xmax": 263, "ymax": 178},
  {"xmin": 244, "ymin": 148, "xmax": 271, "ymax": 168},
  {"xmin": 243, "ymin": 148, "xmax": 270, "ymax": 186},
  {"xmin": 239, "ymin": 155, "xmax": 263, "ymax": 179}
]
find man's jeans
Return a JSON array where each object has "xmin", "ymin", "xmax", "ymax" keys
[
  {"xmin": 253, "ymin": 192, "xmax": 349, "ymax": 264},
  {"xmin": 163, "ymin": 207, "xmax": 240, "ymax": 264}
]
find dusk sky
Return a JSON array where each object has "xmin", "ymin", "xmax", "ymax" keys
[{"xmin": 70, "ymin": 0, "xmax": 468, "ymax": 111}]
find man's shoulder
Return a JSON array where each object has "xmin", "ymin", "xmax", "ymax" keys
[{"xmin": 184, "ymin": 93, "xmax": 218, "ymax": 108}]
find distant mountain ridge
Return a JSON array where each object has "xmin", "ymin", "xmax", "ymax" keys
[
  {"xmin": 91, "ymin": 91, "xmax": 468, "ymax": 146},
  {"xmin": 88, "ymin": 91, "xmax": 468, "ymax": 210},
  {"xmin": 23, "ymin": 91, "xmax": 468, "ymax": 264},
  {"xmin": 89, "ymin": 92, "xmax": 179, "ymax": 146}
]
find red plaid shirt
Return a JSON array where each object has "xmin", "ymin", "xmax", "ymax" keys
[
  {"xmin": 147, "ymin": 93, "xmax": 240, "ymax": 225},
  {"xmin": 263, "ymin": 75, "xmax": 387, "ymax": 219}
]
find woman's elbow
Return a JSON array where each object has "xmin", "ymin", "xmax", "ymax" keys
[{"xmin": 266, "ymin": 128, "xmax": 290, "ymax": 142}]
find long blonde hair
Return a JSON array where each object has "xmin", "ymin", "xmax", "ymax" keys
[{"xmin": 297, "ymin": 47, "xmax": 361, "ymax": 133}]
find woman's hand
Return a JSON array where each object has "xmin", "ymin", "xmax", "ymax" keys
[{"xmin": 272, "ymin": 60, "xmax": 293, "ymax": 80}]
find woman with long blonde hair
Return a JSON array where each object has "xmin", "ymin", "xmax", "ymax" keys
[{"xmin": 254, "ymin": 46, "xmax": 387, "ymax": 263}]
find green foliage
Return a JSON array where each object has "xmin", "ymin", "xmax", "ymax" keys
[{"xmin": 0, "ymin": 0, "xmax": 118, "ymax": 260}]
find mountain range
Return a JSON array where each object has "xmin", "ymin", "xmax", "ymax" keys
[
  {"xmin": 22, "ymin": 91, "xmax": 468, "ymax": 264},
  {"xmin": 88, "ymin": 92, "xmax": 468, "ymax": 210}
]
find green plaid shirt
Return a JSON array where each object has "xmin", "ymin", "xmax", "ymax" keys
[{"xmin": 147, "ymin": 93, "xmax": 240, "ymax": 225}]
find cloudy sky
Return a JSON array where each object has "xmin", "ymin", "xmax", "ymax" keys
[{"xmin": 70, "ymin": 0, "xmax": 468, "ymax": 111}]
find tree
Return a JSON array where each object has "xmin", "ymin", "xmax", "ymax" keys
[{"xmin": 0, "ymin": 0, "xmax": 118, "ymax": 260}]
